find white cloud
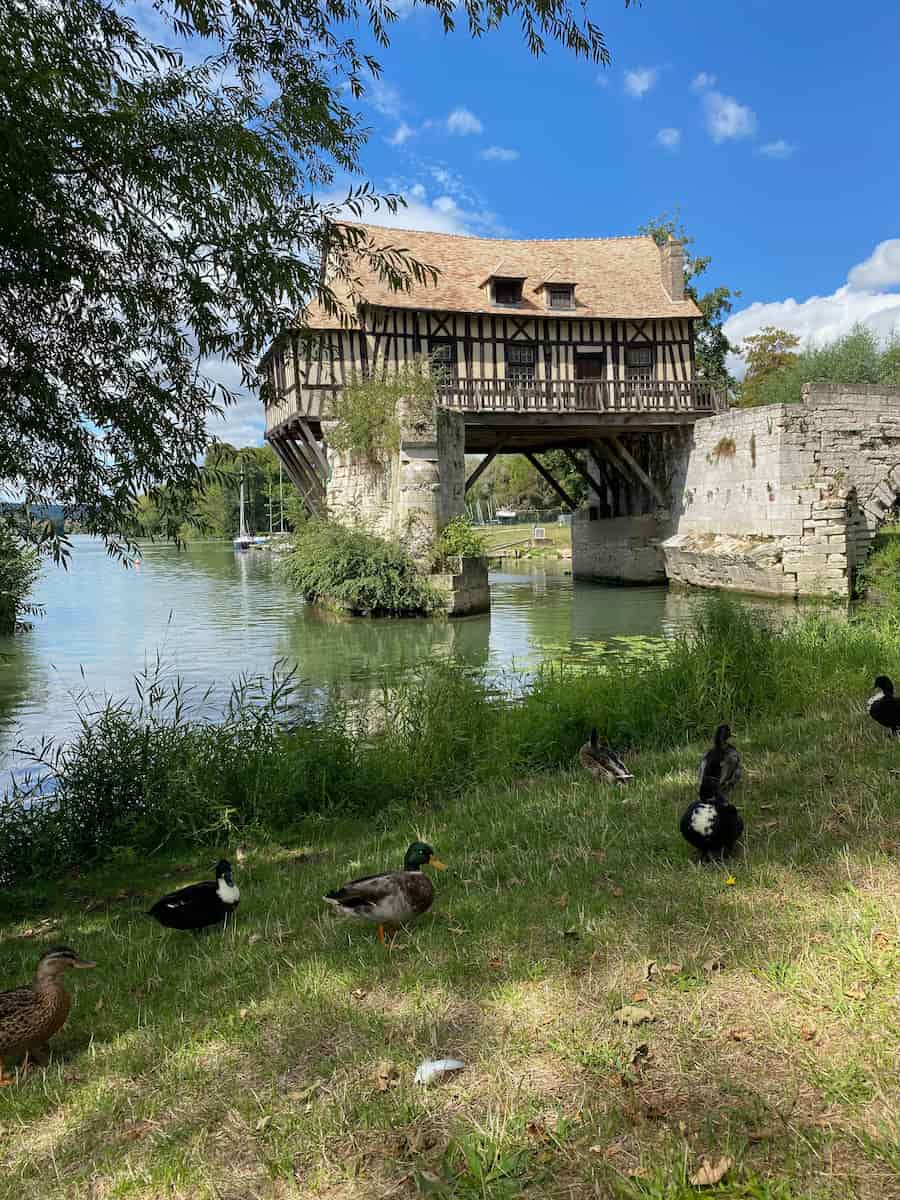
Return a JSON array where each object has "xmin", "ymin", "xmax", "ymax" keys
[
  {"xmin": 690, "ymin": 72, "xmax": 716, "ymax": 92},
  {"xmin": 623, "ymin": 66, "xmax": 658, "ymax": 99},
  {"xmin": 703, "ymin": 90, "xmax": 757, "ymax": 142},
  {"xmin": 202, "ymin": 358, "xmax": 265, "ymax": 447},
  {"xmin": 369, "ymin": 80, "xmax": 404, "ymax": 118},
  {"xmin": 655, "ymin": 127, "xmax": 681, "ymax": 153},
  {"xmin": 724, "ymin": 241, "xmax": 900, "ymax": 377},
  {"xmin": 758, "ymin": 139, "xmax": 795, "ymax": 160},
  {"xmin": 387, "ymin": 122, "xmax": 416, "ymax": 147},
  {"xmin": 446, "ymin": 107, "xmax": 483, "ymax": 135},
  {"xmin": 480, "ymin": 145, "xmax": 519, "ymax": 162},
  {"xmin": 847, "ymin": 239, "xmax": 900, "ymax": 291}
]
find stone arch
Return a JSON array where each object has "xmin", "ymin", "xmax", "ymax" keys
[{"xmin": 848, "ymin": 462, "xmax": 900, "ymax": 581}]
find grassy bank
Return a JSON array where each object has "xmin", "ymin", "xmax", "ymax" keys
[
  {"xmin": 4, "ymin": 597, "xmax": 900, "ymax": 888},
  {"xmin": 481, "ymin": 521, "xmax": 572, "ymax": 559},
  {"xmin": 0, "ymin": 696, "xmax": 898, "ymax": 1199}
]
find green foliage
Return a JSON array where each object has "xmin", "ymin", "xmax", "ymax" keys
[
  {"xmin": 738, "ymin": 326, "xmax": 801, "ymax": 407},
  {"xmin": 736, "ymin": 325, "xmax": 900, "ymax": 408},
  {"xmin": 858, "ymin": 523, "xmax": 900, "ymax": 606},
  {"xmin": 0, "ymin": 518, "xmax": 41, "ymax": 635},
  {"xmin": 281, "ymin": 519, "xmax": 440, "ymax": 615},
  {"xmin": 327, "ymin": 359, "xmax": 437, "ymax": 457},
  {"xmin": 467, "ymin": 450, "xmax": 586, "ymax": 513},
  {"xmin": 431, "ymin": 516, "xmax": 487, "ymax": 570},
  {"xmin": 1, "ymin": 0, "xmax": 619, "ymax": 564},
  {"xmin": 6, "ymin": 593, "xmax": 900, "ymax": 884},
  {"xmin": 638, "ymin": 212, "xmax": 739, "ymax": 388}
]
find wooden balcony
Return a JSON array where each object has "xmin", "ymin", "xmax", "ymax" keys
[{"xmin": 435, "ymin": 377, "xmax": 727, "ymax": 415}]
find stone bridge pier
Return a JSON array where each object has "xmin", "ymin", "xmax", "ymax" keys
[{"xmin": 573, "ymin": 383, "xmax": 900, "ymax": 598}]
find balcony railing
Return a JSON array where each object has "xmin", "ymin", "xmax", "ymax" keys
[
  {"xmin": 265, "ymin": 376, "xmax": 727, "ymax": 433},
  {"xmin": 435, "ymin": 377, "xmax": 727, "ymax": 414}
]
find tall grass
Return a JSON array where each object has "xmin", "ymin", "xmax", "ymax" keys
[{"xmin": 2, "ymin": 595, "xmax": 897, "ymax": 885}]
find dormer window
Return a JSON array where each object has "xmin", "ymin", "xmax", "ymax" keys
[
  {"xmin": 493, "ymin": 278, "xmax": 523, "ymax": 306},
  {"xmin": 548, "ymin": 285, "xmax": 575, "ymax": 309}
]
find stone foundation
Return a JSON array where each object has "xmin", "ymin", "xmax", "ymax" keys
[
  {"xmin": 431, "ymin": 557, "xmax": 491, "ymax": 616},
  {"xmin": 572, "ymin": 511, "xmax": 672, "ymax": 583}
]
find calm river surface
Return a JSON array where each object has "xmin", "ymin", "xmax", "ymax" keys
[{"xmin": 0, "ymin": 536, "xmax": 787, "ymax": 773}]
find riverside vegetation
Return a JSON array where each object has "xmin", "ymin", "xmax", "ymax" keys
[{"xmin": 0, "ymin": 596, "xmax": 897, "ymax": 1199}]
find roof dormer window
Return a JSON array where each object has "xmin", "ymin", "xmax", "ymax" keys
[
  {"xmin": 547, "ymin": 285, "xmax": 575, "ymax": 310},
  {"xmin": 492, "ymin": 278, "xmax": 524, "ymax": 306}
]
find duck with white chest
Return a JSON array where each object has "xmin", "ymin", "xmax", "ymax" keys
[
  {"xmin": 146, "ymin": 859, "xmax": 240, "ymax": 932},
  {"xmin": 867, "ymin": 675, "xmax": 900, "ymax": 737},
  {"xmin": 680, "ymin": 780, "xmax": 744, "ymax": 862}
]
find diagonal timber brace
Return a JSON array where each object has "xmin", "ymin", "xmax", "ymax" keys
[{"xmin": 523, "ymin": 452, "xmax": 578, "ymax": 510}]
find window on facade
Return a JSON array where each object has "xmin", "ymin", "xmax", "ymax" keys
[
  {"xmin": 625, "ymin": 345, "xmax": 654, "ymax": 381},
  {"xmin": 273, "ymin": 349, "xmax": 287, "ymax": 392},
  {"xmin": 493, "ymin": 279, "xmax": 523, "ymax": 306},
  {"xmin": 428, "ymin": 338, "xmax": 457, "ymax": 381},
  {"xmin": 506, "ymin": 344, "xmax": 536, "ymax": 384},
  {"xmin": 548, "ymin": 286, "xmax": 575, "ymax": 309}
]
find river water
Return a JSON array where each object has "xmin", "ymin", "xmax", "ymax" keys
[{"xmin": 0, "ymin": 536, "xmax": 786, "ymax": 774}]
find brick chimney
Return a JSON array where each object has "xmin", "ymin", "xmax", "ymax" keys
[{"xmin": 660, "ymin": 235, "xmax": 685, "ymax": 301}]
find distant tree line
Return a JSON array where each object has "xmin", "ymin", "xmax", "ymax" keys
[
  {"xmin": 133, "ymin": 444, "xmax": 306, "ymax": 540},
  {"xmin": 736, "ymin": 325, "xmax": 900, "ymax": 408}
]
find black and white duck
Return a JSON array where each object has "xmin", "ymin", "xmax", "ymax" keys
[
  {"xmin": 323, "ymin": 841, "xmax": 445, "ymax": 944},
  {"xmin": 147, "ymin": 859, "xmax": 240, "ymax": 932},
  {"xmin": 867, "ymin": 675, "xmax": 900, "ymax": 737},
  {"xmin": 680, "ymin": 780, "xmax": 744, "ymax": 862},
  {"xmin": 579, "ymin": 727, "xmax": 633, "ymax": 784},
  {"xmin": 698, "ymin": 723, "xmax": 742, "ymax": 794}
]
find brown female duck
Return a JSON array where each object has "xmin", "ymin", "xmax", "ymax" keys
[{"xmin": 0, "ymin": 947, "xmax": 96, "ymax": 1084}]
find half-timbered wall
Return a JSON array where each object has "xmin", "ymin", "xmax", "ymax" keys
[{"xmin": 264, "ymin": 309, "xmax": 695, "ymax": 433}]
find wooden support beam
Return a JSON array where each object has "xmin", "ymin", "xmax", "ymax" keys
[
  {"xmin": 562, "ymin": 449, "xmax": 606, "ymax": 498},
  {"xmin": 465, "ymin": 447, "xmax": 504, "ymax": 492},
  {"xmin": 294, "ymin": 417, "xmax": 330, "ymax": 478},
  {"xmin": 523, "ymin": 452, "xmax": 579, "ymax": 511},
  {"xmin": 590, "ymin": 439, "xmax": 631, "ymax": 486},
  {"xmin": 606, "ymin": 436, "xmax": 667, "ymax": 507},
  {"xmin": 285, "ymin": 430, "xmax": 326, "ymax": 502},
  {"xmin": 271, "ymin": 434, "xmax": 324, "ymax": 516}
]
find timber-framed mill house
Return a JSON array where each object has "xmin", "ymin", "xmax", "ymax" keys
[{"xmin": 262, "ymin": 223, "xmax": 725, "ymax": 517}]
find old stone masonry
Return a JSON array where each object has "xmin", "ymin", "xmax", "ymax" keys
[{"xmin": 574, "ymin": 383, "xmax": 900, "ymax": 598}]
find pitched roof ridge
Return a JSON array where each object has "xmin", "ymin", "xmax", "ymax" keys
[{"xmin": 340, "ymin": 220, "xmax": 651, "ymax": 245}]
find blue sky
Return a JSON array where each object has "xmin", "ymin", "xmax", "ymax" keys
[{"xmin": 156, "ymin": 0, "xmax": 900, "ymax": 444}]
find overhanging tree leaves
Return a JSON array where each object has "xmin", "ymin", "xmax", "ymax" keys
[
  {"xmin": 638, "ymin": 212, "xmax": 739, "ymax": 389},
  {"xmin": 1, "ymin": 0, "xmax": 632, "ymax": 560}
]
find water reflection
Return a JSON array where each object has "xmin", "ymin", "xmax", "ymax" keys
[{"xmin": 0, "ymin": 537, "xmax": 800, "ymax": 768}]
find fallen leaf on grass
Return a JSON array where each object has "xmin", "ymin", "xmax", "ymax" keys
[
  {"xmin": 563, "ymin": 927, "xmax": 579, "ymax": 939},
  {"xmin": 626, "ymin": 1167, "xmax": 650, "ymax": 1179},
  {"xmin": 873, "ymin": 931, "xmax": 891, "ymax": 950},
  {"xmin": 414, "ymin": 1058, "xmax": 464, "ymax": 1086},
  {"xmin": 14, "ymin": 918, "xmax": 58, "ymax": 940},
  {"xmin": 554, "ymin": 894, "xmax": 569, "ymax": 907},
  {"xmin": 879, "ymin": 840, "xmax": 899, "ymax": 855},
  {"xmin": 614, "ymin": 1006, "xmax": 653, "ymax": 1027},
  {"xmin": 727, "ymin": 1027, "xmax": 753, "ymax": 1042},
  {"xmin": 758, "ymin": 820, "xmax": 778, "ymax": 831},
  {"xmin": 689, "ymin": 1156, "xmax": 733, "ymax": 1186},
  {"xmin": 800, "ymin": 1026, "xmax": 818, "ymax": 1042},
  {"xmin": 809, "ymin": 934, "xmax": 825, "ymax": 945},
  {"xmin": 644, "ymin": 960, "xmax": 659, "ymax": 982},
  {"xmin": 255, "ymin": 1115, "xmax": 271, "ymax": 1133},
  {"xmin": 591, "ymin": 850, "xmax": 607, "ymax": 863},
  {"xmin": 350, "ymin": 988, "xmax": 368, "ymax": 1001},
  {"xmin": 239, "ymin": 1007, "xmax": 250, "ymax": 1020},
  {"xmin": 725, "ymin": 876, "xmax": 736, "ymax": 886},
  {"xmin": 248, "ymin": 934, "xmax": 262, "ymax": 946},
  {"xmin": 487, "ymin": 956, "xmax": 504, "ymax": 969},
  {"xmin": 844, "ymin": 981, "xmax": 869, "ymax": 1000},
  {"xmin": 661, "ymin": 962, "xmax": 682, "ymax": 974},
  {"xmin": 374, "ymin": 1060, "xmax": 400, "ymax": 1092},
  {"xmin": 631, "ymin": 989, "xmax": 650, "ymax": 1004},
  {"xmin": 702, "ymin": 957, "xmax": 725, "ymax": 975}
]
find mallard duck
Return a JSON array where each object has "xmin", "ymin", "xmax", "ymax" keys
[
  {"xmin": 680, "ymin": 781, "xmax": 744, "ymax": 861},
  {"xmin": 0, "ymin": 947, "xmax": 96, "ymax": 1084},
  {"xmin": 147, "ymin": 859, "xmax": 240, "ymax": 931},
  {"xmin": 698, "ymin": 723, "xmax": 742, "ymax": 794},
  {"xmin": 323, "ymin": 841, "xmax": 446, "ymax": 944},
  {"xmin": 867, "ymin": 675, "xmax": 900, "ymax": 736},
  {"xmin": 579, "ymin": 727, "xmax": 633, "ymax": 784}
]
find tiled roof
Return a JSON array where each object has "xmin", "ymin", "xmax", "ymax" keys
[{"xmin": 304, "ymin": 222, "xmax": 701, "ymax": 327}]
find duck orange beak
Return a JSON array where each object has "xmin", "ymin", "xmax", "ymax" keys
[{"xmin": 430, "ymin": 858, "xmax": 447, "ymax": 871}]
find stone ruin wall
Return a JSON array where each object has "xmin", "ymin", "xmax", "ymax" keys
[
  {"xmin": 324, "ymin": 399, "xmax": 466, "ymax": 560},
  {"xmin": 662, "ymin": 382, "xmax": 900, "ymax": 598}
]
